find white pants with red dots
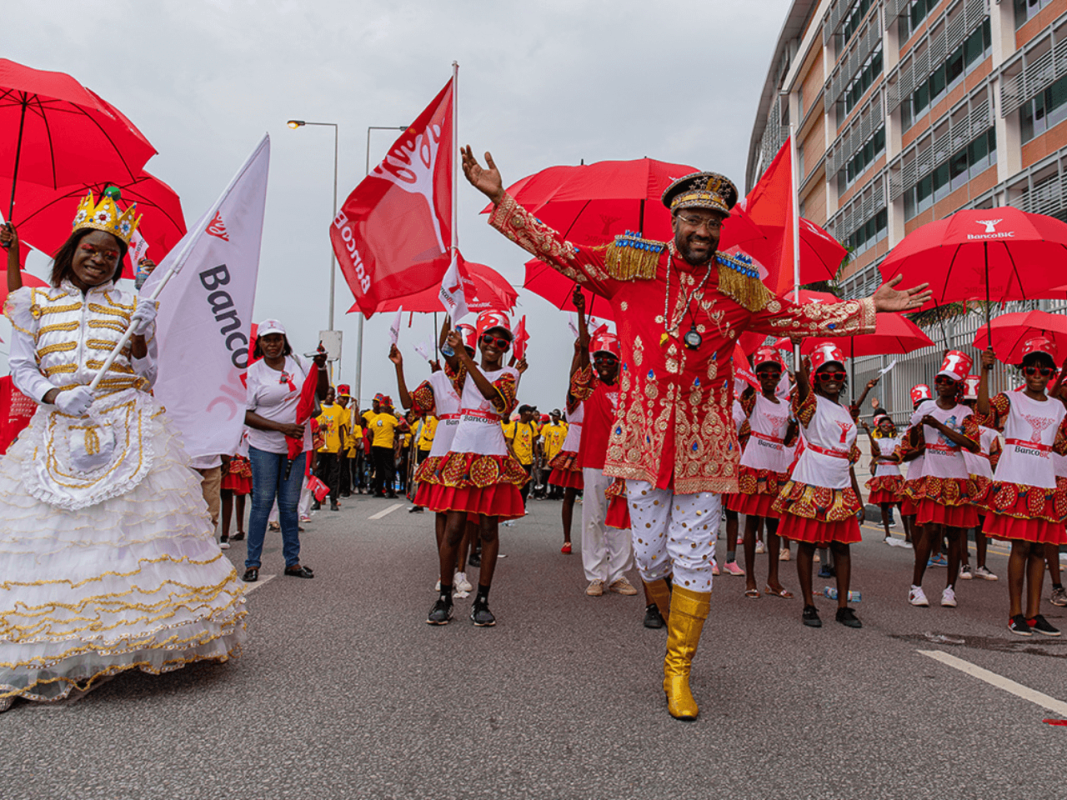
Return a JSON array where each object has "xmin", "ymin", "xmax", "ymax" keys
[{"xmin": 625, "ymin": 480, "xmax": 719, "ymax": 593}]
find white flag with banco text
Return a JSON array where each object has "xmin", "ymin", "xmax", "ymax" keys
[{"xmin": 141, "ymin": 135, "xmax": 270, "ymax": 459}]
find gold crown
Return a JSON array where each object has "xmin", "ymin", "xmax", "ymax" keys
[{"xmin": 71, "ymin": 190, "xmax": 141, "ymax": 245}]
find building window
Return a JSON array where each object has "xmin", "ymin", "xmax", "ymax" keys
[
  {"xmin": 838, "ymin": 125, "xmax": 887, "ymax": 193},
  {"xmin": 841, "ymin": 0, "xmax": 875, "ymax": 46},
  {"xmin": 840, "ymin": 42, "xmax": 884, "ymax": 118},
  {"xmin": 901, "ymin": 21, "xmax": 991, "ymax": 132},
  {"xmin": 898, "ymin": 0, "xmax": 935, "ymax": 43},
  {"xmin": 843, "ymin": 208, "xmax": 888, "ymax": 255},
  {"xmin": 1015, "ymin": 0, "xmax": 1057, "ymax": 29},
  {"xmin": 1021, "ymin": 74, "xmax": 1067, "ymax": 143},
  {"xmin": 902, "ymin": 128, "xmax": 997, "ymax": 219}
]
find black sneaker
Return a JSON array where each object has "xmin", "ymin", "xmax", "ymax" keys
[
  {"xmin": 330, "ymin": 502, "xmax": 339, "ymax": 511},
  {"xmin": 230, "ymin": 531, "xmax": 245, "ymax": 541},
  {"xmin": 1008, "ymin": 614, "xmax": 1032, "ymax": 636},
  {"xmin": 470, "ymin": 600, "xmax": 496, "ymax": 627},
  {"xmin": 468, "ymin": 553, "xmax": 482, "ymax": 568},
  {"xmin": 643, "ymin": 603, "xmax": 665, "ymax": 629},
  {"xmin": 836, "ymin": 607, "xmax": 862, "ymax": 629},
  {"xmin": 802, "ymin": 605, "xmax": 822, "ymax": 628},
  {"xmin": 1029, "ymin": 614, "xmax": 1061, "ymax": 637},
  {"xmin": 426, "ymin": 598, "xmax": 453, "ymax": 625},
  {"xmin": 219, "ymin": 535, "xmax": 230, "ymax": 550},
  {"xmin": 311, "ymin": 501, "xmax": 321, "ymax": 511},
  {"xmin": 817, "ymin": 565, "xmax": 834, "ymax": 579}
]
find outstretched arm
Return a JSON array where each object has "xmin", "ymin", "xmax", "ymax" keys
[
  {"xmin": 855, "ymin": 376, "xmax": 879, "ymax": 409},
  {"xmin": 977, "ymin": 349, "xmax": 993, "ymax": 417},
  {"xmin": 575, "ymin": 287, "xmax": 591, "ymax": 373},
  {"xmin": 389, "ymin": 344, "xmax": 413, "ymax": 410}
]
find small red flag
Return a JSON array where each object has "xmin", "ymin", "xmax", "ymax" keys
[
  {"xmin": 331, "ymin": 79, "xmax": 454, "ymax": 318},
  {"xmin": 513, "ymin": 316, "xmax": 529, "ymax": 360}
]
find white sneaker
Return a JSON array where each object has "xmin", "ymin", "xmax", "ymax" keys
[
  {"xmin": 901, "ymin": 541, "xmax": 914, "ymax": 549},
  {"xmin": 779, "ymin": 548, "xmax": 790, "ymax": 562},
  {"xmin": 909, "ymin": 585, "xmax": 929, "ymax": 607},
  {"xmin": 974, "ymin": 566, "xmax": 999, "ymax": 581},
  {"xmin": 219, "ymin": 538, "xmax": 231, "ymax": 550},
  {"xmin": 755, "ymin": 540, "xmax": 766, "ymax": 554},
  {"xmin": 941, "ymin": 587, "xmax": 958, "ymax": 608},
  {"xmin": 454, "ymin": 571, "xmax": 473, "ymax": 594},
  {"xmin": 723, "ymin": 561, "xmax": 745, "ymax": 577},
  {"xmin": 586, "ymin": 579, "xmax": 605, "ymax": 597},
  {"xmin": 434, "ymin": 580, "xmax": 441, "ymax": 592},
  {"xmin": 885, "ymin": 537, "xmax": 897, "ymax": 547},
  {"xmin": 959, "ymin": 565, "xmax": 973, "ymax": 580}
]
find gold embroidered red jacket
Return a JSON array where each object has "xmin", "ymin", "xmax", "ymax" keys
[{"xmin": 489, "ymin": 193, "xmax": 876, "ymax": 494}]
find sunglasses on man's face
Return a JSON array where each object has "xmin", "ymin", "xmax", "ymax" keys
[
  {"xmin": 1024, "ymin": 365, "xmax": 1056, "ymax": 378},
  {"xmin": 933, "ymin": 375, "xmax": 958, "ymax": 385},
  {"xmin": 816, "ymin": 371, "xmax": 846, "ymax": 382},
  {"xmin": 481, "ymin": 334, "xmax": 511, "ymax": 350},
  {"xmin": 756, "ymin": 369, "xmax": 781, "ymax": 379}
]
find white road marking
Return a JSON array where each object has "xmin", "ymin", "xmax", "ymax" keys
[
  {"xmin": 241, "ymin": 574, "xmax": 276, "ymax": 595},
  {"xmin": 369, "ymin": 503, "xmax": 404, "ymax": 520},
  {"xmin": 919, "ymin": 650, "xmax": 1067, "ymax": 717}
]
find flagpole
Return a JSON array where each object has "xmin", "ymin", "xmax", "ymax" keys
[
  {"xmin": 789, "ymin": 123, "xmax": 802, "ymax": 369},
  {"xmin": 451, "ymin": 60, "xmax": 460, "ymax": 300}
]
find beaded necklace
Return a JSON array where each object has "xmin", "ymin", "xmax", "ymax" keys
[{"xmin": 663, "ymin": 241, "xmax": 713, "ymax": 350}]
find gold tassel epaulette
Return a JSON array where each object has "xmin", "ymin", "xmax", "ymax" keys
[
  {"xmin": 604, "ymin": 231, "xmax": 665, "ymax": 281},
  {"xmin": 716, "ymin": 252, "xmax": 770, "ymax": 313}
]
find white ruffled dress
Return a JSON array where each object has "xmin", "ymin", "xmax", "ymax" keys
[{"xmin": 0, "ymin": 281, "xmax": 246, "ymax": 709}]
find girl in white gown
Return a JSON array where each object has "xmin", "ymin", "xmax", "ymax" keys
[{"xmin": 0, "ymin": 192, "xmax": 245, "ymax": 709}]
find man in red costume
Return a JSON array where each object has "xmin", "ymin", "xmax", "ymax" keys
[{"xmin": 462, "ymin": 147, "xmax": 930, "ymax": 721}]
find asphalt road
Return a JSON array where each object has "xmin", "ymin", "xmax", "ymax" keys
[{"xmin": 4, "ymin": 494, "xmax": 1066, "ymax": 800}]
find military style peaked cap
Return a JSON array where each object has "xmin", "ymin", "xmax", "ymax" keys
[{"xmin": 661, "ymin": 172, "xmax": 739, "ymax": 215}]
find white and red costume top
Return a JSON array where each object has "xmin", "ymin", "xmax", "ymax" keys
[
  {"xmin": 547, "ymin": 366, "xmax": 588, "ymax": 489},
  {"xmin": 865, "ymin": 434, "xmax": 903, "ymax": 504},
  {"xmin": 409, "ymin": 369, "xmax": 464, "ymax": 499},
  {"xmin": 978, "ymin": 391, "xmax": 1067, "ymax": 543},
  {"xmin": 962, "ymin": 425, "xmax": 1000, "ymax": 505},
  {"xmin": 773, "ymin": 391, "xmax": 862, "ymax": 544},
  {"xmin": 726, "ymin": 391, "xmax": 793, "ymax": 518}
]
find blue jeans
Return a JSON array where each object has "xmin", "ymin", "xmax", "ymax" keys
[{"xmin": 246, "ymin": 446, "xmax": 306, "ymax": 569}]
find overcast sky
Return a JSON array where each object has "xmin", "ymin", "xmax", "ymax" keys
[{"xmin": 2, "ymin": 0, "xmax": 793, "ymax": 411}]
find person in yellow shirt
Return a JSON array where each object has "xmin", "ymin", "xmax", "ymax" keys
[
  {"xmin": 315, "ymin": 387, "xmax": 349, "ymax": 511},
  {"xmin": 363, "ymin": 393, "xmax": 402, "ymax": 498},
  {"xmin": 503, "ymin": 405, "xmax": 541, "ymax": 509},
  {"xmin": 541, "ymin": 409, "xmax": 570, "ymax": 499},
  {"xmin": 336, "ymin": 384, "xmax": 359, "ymax": 497}
]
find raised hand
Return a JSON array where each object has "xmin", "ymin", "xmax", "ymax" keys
[
  {"xmin": 866, "ymin": 377, "xmax": 880, "ymax": 390},
  {"xmin": 461, "ymin": 146, "xmax": 505, "ymax": 204},
  {"xmin": 981, "ymin": 348, "xmax": 995, "ymax": 371},
  {"xmin": 0, "ymin": 222, "xmax": 18, "ymax": 250},
  {"xmin": 872, "ymin": 275, "xmax": 932, "ymax": 313},
  {"xmin": 389, "ymin": 344, "xmax": 402, "ymax": 365},
  {"xmin": 572, "ymin": 285, "xmax": 585, "ymax": 313}
]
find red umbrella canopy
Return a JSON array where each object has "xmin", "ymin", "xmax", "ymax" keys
[
  {"xmin": 878, "ymin": 207, "xmax": 1067, "ymax": 310},
  {"xmin": 6, "ymin": 171, "xmax": 185, "ymax": 276},
  {"xmin": 972, "ymin": 310, "xmax": 1067, "ymax": 365},
  {"xmin": 362, "ymin": 255, "xmax": 516, "ymax": 316},
  {"xmin": 523, "ymin": 259, "xmax": 615, "ymax": 321},
  {"xmin": 0, "ymin": 59, "xmax": 157, "ymax": 219},
  {"xmin": 773, "ymin": 312, "xmax": 933, "ymax": 357}
]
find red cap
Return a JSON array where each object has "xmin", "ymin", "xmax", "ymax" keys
[
  {"xmin": 910, "ymin": 384, "xmax": 932, "ymax": 404},
  {"xmin": 1020, "ymin": 336, "xmax": 1058, "ymax": 363},
  {"xmin": 753, "ymin": 346, "xmax": 784, "ymax": 370},
  {"xmin": 936, "ymin": 350, "xmax": 972, "ymax": 382},
  {"xmin": 962, "ymin": 375, "xmax": 980, "ymax": 400},
  {"xmin": 476, "ymin": 310, "xmax": 513, "ymax": 341},
  {"xmin": 810, "ymin": 343, "xmax": 845, "ymax": 372},
  {"xmin": 337, "ymin": 384, "xmax": 351, "ymax": 397},
  {"xmin": 591, "ymin": 331, "xmax": 620, "ymax": 359}
]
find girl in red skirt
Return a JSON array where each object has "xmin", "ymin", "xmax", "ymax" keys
[
  {"xmin": 727, "ymin": 347, "xmax": 796, "ymax": 599},
  {"xmin": 898, "ymin": 385, "xmax": 932, "ymax": 549},
  {"xmin": 220, "ymin": 436, "xmax": 252, "ymax": 548},
  {"xmin": 861, "ymin": 412, "xmax": 903, "ymax": 546},
  {"xmin": 426, "ymin": 311, "xmax": 525, "ymax": 628},
  {"xmin": 976, "ymin": 339, "xmax": 1067, "ymax": 636},
  {"xmin": 959, "ymin": 374, "xmax": 1002, "ymax": 581},
  {"xmin": 548, "ymin": 288, "xmax": 589, "ymax": 555},
  {"xmin": 773, "ymin": 344, "xmax": 863, "ymax": 629},
  {"xmin": 906, "ymin": 351, "xmax": 981, "ymax": 609}
]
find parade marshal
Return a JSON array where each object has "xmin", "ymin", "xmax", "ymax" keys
[{"xmin": 463, "ymin": 146, "xmax": 931, "ymax": 721}]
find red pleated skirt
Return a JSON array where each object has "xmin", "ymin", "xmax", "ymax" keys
[
  {"xmin": 777, "ymin": 513, "xmax": 861, "ymax": 546},
  {"xmin": 984, "ymin": 513, "xmax": 1067, "ymax": 545},
  {"xmin": 868, "ymin": 489, "xmax": 899, "ymax": 505},
  {"xmin": 425, "ymin": 482, "xmax": 525, "ymax": 521},
  {"xmin": 413, "ymin": 481, "xmax": 433, "ymax": 507},
  {"xmin": 221, "ymin": 473, "xmax": 252, "ymax": 494},
  {"xmin": 900, "ymin": 498, "xmax": 919, "ymax": 517},
  {"xmin": 725, "ymin": 491, "xmax": 780, "ymax": 519},
  {"xmin": 548, "ymin": 468, "xmax": 584, "ymax": 489},
  {"xmin": 915, "ymin": 499, "xmax": 979, "ymax": 529}
]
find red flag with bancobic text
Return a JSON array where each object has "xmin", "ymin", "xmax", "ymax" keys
[{"xmin": 331, "ymin": 79, "xmax": 454, "ymax": 318}]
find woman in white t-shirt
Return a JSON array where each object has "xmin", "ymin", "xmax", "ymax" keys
[
  {"xmin": 242, "ymin": 319, "xmax": 327, "ymax": 583},
  {"xmin": 976, "ymin": 339, "xmax": 1067, "ymax": 636}
]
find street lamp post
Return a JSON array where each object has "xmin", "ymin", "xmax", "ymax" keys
[{"xmin": 287, "ymin": 120, "xmax": 339, "ymax": 333}]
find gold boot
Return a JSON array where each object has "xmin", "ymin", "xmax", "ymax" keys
[
  {"xmin": 662, "ymin": 585, "xmax": 711, "ymax": 721},
  {"xmin": 642, "ymin": 578, "xmax": 672, "ymax": 624}
]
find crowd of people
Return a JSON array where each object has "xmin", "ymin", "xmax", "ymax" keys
[{"xmin": 1, "ymin": 158, "xmax": 1064, "ymax": 726}]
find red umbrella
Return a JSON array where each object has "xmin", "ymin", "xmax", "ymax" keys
[
  {"xmin": 973, "ymin": 310, "xmax": 1067, "ymax": 365},
  {"xmin": 879, "ymin": 207, "xmax": 1067, "ymax": 312},
  {"xmin": 773, "ymin": 312, "xmax": 933, "ymax": 356},
  {"xmin": 0, "ymin": 59, "xmax": 157, "ymax": 221},
  {"xmin": 367, "ymin": 255, "xmax": 516, "ymax": 315},
  {"xmin": 6, "ymin": 171, "xmax": 185, "ymax": 276}
]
